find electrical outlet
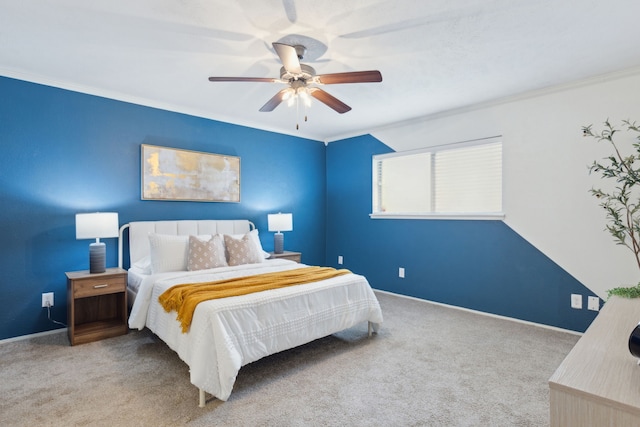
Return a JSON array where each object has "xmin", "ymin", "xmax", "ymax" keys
[
  {"xmin": 588, "ymin": 296, "xmax": 600, "ymax": 311},
  {"xmin": 338, "ymin": 255, "xmax": 343, "ymax": 265},
  {"xmin": 570, "ymin": 293, "xmax": 582, "ymax": 309},
  {"xmin": 399, "ymin": 267, "xmax": 405, "ymax": 278},
  {"xmin": 42, "ymin": 292, "xmax": 54, "ymax": 308}
]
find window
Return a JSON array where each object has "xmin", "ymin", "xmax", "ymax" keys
[{"xmin": 372, "ymin": 137, "xmax": 503, "ymax": 219}]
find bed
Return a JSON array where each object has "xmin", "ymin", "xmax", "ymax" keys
[{"xmin": 118, "ymin": 219, "xmax": 383, "ymax": 406}]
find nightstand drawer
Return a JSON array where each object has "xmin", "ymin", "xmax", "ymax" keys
[{"xmin": 73, "ymin": 276, "xmax": 125, "ymax": 298}]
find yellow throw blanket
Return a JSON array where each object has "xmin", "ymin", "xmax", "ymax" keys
[{"xmin": 159, "ymin": 266, "xmax": 351, "ymax": 333}]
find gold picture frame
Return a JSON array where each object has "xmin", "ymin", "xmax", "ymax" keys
[{"xmin": 141, "ymin": 144, "xmax": 240, "ymax": 202}]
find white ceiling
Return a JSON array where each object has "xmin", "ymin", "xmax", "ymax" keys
[{"xmin": 2, "ymin": 0, "xmax": 640, "ymax": 142}]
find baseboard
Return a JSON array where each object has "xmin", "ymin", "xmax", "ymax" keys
[
  {"xmin": 0, "ymin": 327, "xmax": 67, "ymax": 345},
  {"xmin": 374, "ymin": 289, "xmax": 583, "ymax": 336}
]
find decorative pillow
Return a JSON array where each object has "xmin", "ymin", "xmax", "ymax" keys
[
  {"xmin": 148, "ymin": 233, "xmax": 190, "ymax": 274},
  {"xmin": 187, "ymin": 234, "xmax": 227, "ymax": 271},
  {"xmin": 230, "ymin": 229, "xmax": 270, "ymax": 259},
  {"xmin": 224, "ymin": 233, "xmax": 264, "ymax": 266}
]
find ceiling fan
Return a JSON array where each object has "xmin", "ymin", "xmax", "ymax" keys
[{"xmin": 208, "ymin": 42, "xmax": 382, "ymax": 115}]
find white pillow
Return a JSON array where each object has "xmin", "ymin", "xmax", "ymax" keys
[
  {"xmin": 230, "ymin": 229, "xmax": 270, "ymax": 259},
  {"xmin": 148, "ymin": 233, "xmax": 190, "ymax": 274},
  {"xmin": 132, "ymin": 255, "xmax": 152, "ymax": 275}
]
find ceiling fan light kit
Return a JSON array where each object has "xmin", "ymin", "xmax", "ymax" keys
[{"xmin": 208, "ymin": 40, "xmax": 382, "ymax": 129}]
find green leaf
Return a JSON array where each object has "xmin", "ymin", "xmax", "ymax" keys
[{"xmin": 607, "ymin": 284, "xmax": 640, "ymax": 299}]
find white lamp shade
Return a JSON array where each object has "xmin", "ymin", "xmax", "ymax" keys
[
  {"xmin": 76, "ymin": 212, "xmax": 119, "ymax": 240},
  {"xmin": 268, "ymin": 213, "xmax": 293, "ymax": 233}
]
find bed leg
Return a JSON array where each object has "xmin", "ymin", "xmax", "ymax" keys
[
  {"xmin": 199, "ymin": 388, "xmax": 206, "ymax": 408},
  {"xmin": 368, "ymin": 321, "xmax": 372, "ymax": 337}
]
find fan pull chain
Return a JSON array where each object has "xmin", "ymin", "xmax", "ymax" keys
[
  {"xmin": 303, "ymin": 97, "xmax": 308, "ymax": 125},
  {"xmin": 293, "ymin": 92, "xmax": 309, "ymax": 130},
  {"xmin": 296, "ymin": 94, "xmax": 300, "ymax": 130}
]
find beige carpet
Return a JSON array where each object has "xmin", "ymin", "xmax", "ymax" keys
[{"xmin": 0, "ymin": 292, "xmax": 579, "ymax": 426}]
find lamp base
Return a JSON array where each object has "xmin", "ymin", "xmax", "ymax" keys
[
  {"xmin": 273, "ymin": 233, "xmax": 284, "ymax": 254},
  {"xmin": 89, "ymin": 242, "xmax": 106, "ymax": 274}
]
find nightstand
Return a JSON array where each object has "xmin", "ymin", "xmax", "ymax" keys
[
  {"xmin": 268, "ymin": 251, "xmax": 302, "ymax": 263},
  {"xmin": 65, "ymin": 267, "xmax": 128, "ymax": 345}
]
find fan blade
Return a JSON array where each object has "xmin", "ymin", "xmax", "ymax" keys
[
  {"xmin": 209, "ymin": 77, "xmax": 277, "ymax": 82},
  {"xmin": 315, "ymin": 70, "xmax": 382, "ymax": 85},
  {"xmin": 282, "ymin": 0, "xmax": 297, "ymax": 23},
  {"xmin": 259, "ymin": 89, "xmax": 291, "ymax": 112},
  {"xmin": 308, "ymin": 88, "xmax": 351, "ymax": 114},
  {"xmin": 273, "ymin": 42, "xmax": 301, "ymax": 75}
]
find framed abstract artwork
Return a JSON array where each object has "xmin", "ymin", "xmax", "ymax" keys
[{"xmin": 141, "ymin": 144, "xmax": 240, "ymax": 202}]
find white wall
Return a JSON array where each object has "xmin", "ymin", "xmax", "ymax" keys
[{"xmin": 370, "ymin": 70, "xmax": 640, "ymax": 298}]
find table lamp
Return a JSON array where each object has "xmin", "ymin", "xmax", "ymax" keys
[
  {"xmin": 76, "ymin": 212, "xmax": 119, "ymax": 273},
  {"xmin": 268, "ymin": 213, "xmax": 293, "ymax": 254}
]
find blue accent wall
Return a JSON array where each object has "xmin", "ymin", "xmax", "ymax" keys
[
  {"xmin": 0, "ymin": 76, "xmax": 326, "ymax": 340},
  {"xmin": 325, "ymin": 134, "xmax": 599, "ymax": 332},
  {"xmin": 1, "ymin": 74, "xmax": 600, "ymax": 341}
]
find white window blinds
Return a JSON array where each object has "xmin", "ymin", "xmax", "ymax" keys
[
  {"xmin": 372, "ymin": 137, "xmax": 503, "ymax": 218},
  {"xmin": 434, "ymin": 142, "xmax": 502, "ymax": 213}
]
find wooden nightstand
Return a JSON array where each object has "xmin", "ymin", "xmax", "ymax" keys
[
  {"xmin": 268, "ymin": 251, "xmax": 302, "ymax": 263},
  {"xmin": 65, "ymin": 267, "xmax": 128, "ymax": 346}
]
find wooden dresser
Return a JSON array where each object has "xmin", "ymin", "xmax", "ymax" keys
[{"xmin": 549, "ymin": 296, "xmax": 640, "ymax": 426}]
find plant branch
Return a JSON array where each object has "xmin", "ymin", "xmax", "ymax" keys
[{"xmin": 585, "ymin": 119, "xmax": 640, "ymax": 282}]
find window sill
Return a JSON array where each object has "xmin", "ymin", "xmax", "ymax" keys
[{"xmin": 369, "ymin": 213, "xmax": 505, "ymax": 220}]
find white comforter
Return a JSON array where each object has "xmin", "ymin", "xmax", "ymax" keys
[{"xmin": 128, "ymin": 259, "xmax": 383, "ymax": 401}]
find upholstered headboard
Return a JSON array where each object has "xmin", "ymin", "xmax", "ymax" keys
[{"xmin": 118, "ymin": 219, "xmax": 254, "ymax": 269}]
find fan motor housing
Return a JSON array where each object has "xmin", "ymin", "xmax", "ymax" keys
[{"xmin": 280, "ymin": 64, "xmax": 316, "ymax": 83}]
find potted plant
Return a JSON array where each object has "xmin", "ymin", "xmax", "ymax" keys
[{"xmin": 583, "ymin": 119, "xmax": 640, "ymax": 298}]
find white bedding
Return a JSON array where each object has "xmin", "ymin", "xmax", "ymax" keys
[
  {"xmin": 127, "ymin": 268, "xmax": 146, "ymax": 294},
  {"xmin": 128, "ymin": 259, "xmax": 383, "ymax": 401}
]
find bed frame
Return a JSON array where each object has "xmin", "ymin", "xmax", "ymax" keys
[
  {"xmin": 118, "ymin": 219, "xmax": 255, "ymax": 269},
  {"xmin": 118, "ymin": 219, "xmax": 255, "ymax": 307}
]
